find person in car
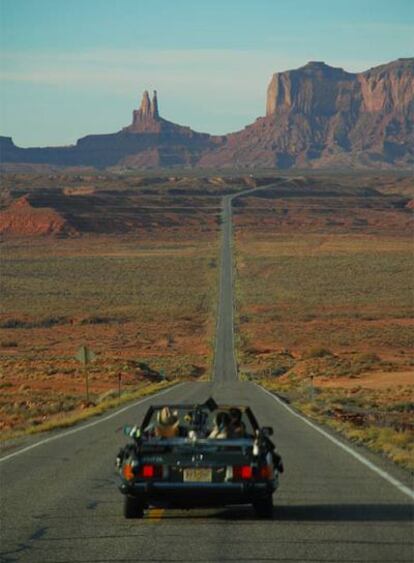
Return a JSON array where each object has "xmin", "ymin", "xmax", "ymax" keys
[
  {"xmin": 154, "ymin": 407, "xmax": 180, "ymax": 438},
  {"xmin": 229, "ymin": 407, "xmax": 246, "ymax": 438},
  {"xmin": 208, "ymin": 411, "xmax": 231, "ymax": 439}
]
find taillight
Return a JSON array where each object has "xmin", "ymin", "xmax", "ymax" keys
[
  {"xmin": 258, "ymin": 465, "xmax": 272, "ymax": 480},
  {"xmin": 137, "ymin": 464, "xmax": 162, "ymax": 479},
  {"xmin": 122, "ymin": 463, "xmax": 135, "ymax": 481},
  {"xmin": 233, "ymin": 465, "xmax": 253, "ymax": 480},
  {"xmin": 142, "ymin": 465, "xmax": 155, "ymax": 478}
]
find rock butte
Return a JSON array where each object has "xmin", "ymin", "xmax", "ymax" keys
[{"xmin": 1, "ymin": 58, "xmax": 413, "ymax": 169}]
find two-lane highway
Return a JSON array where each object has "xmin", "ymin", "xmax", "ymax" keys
[
  {"xmin": 213, "ymin": 194, "xmax": 238, "ymax": 384},
  {"xmin": 1, "ymin": 188, "xmax": 413, "ymax": 562}
]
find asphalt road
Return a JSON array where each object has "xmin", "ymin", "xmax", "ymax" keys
[{"xmin": 1, "ymin": 191, "xmax": 413, "ymax": 563}]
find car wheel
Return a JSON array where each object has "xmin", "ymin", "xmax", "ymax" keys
[
  {"xmin": 253, "ymin": 494, "xmax": 274, "ymax": 518},
  {"xmin": 123, "ymin": 495, "xmax": 144, "ymax": 519}
]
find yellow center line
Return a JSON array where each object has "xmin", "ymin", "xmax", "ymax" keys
[{"xmin": 146, "ymin": 508, "xmax": 165, "ymax": 522}]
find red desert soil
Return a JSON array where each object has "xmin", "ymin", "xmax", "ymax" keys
[
  {"xmin": 0, "ymin": 195, "xmax": 73, "ymax": 236},
  {"xmin": 315, "ymin": 371, "xmax": 413, "ymax": 389}
]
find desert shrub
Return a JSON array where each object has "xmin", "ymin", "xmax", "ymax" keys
[
  {"xmin": 37, "ymin": 316, "xmax": 67, "ymax": 328},
  {"xmin": 356, "ymin": 352, "xmax": 380, "ymax": 363},
  {"xmin": 0, "ymin": 319, "xmax": 28, "ymax": 329},
  {"xmin": 267, "ymin": 352, "xmax": 296, "ymax": 377},
  {"xmin": 1, "ymin": 340, "xmax": 18, "ymax": 348},
  {"xmin": 61, "ymin": 367, "xmax": 76, "ymax": 375},
  {"xmin": 208, "ymin": 258, "xmax": 217, "ymax": 268},
  {"xmin": 349, "ymin": 352, "xmax": 383, "ymax": 375},
  {"xmin": 190, "ymin": 365, "xmax": 205, "ymax": 377},
  {"xmin": 387, "ymin": 402, "xmax": 414, "ymax": 413},
  {"xmin": 0, "ymin": 316, "xmax": 67, "ymax": 329},
  {"xmin": 271, "ymin": 366, "xmax": 289, "ymax": 377},
  {"xmin": 80, "ymin": 316, "xmax": 114, "ymax": 325},
  {"xmin": 305, "ymin": 347, "xmax": 333, "ymax": 359},
  {"xmin": 97, "ymin": 390, "xmax": 119, "ymax": 403},
  {"xmin": 330, "ymin": 396, "xmax": 363, "ymax": 408}
]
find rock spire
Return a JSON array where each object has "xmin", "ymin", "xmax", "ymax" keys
[
  {"xmin": 136, "ymin": 90, "xmax": 159, "ymax": 120},
  {"xmin": 128, "ymin": 89, "xmax": 161, "ymax": 131},
  {"xmin": 139, "ymin": 90, "xmax": 152, "ymax": 118},
  {"xmin": 152, "ymin": 90, "xmax": 159, "ymax": 118}
]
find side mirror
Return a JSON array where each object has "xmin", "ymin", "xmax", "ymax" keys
[
  {"xmin": 262, "ymin": 426, "xmax": 273, "ymax": 437},
  {"xmin": 123, "ymin": 425, "xmax": 132, "ymax": 436},
  {"xmin": 123, "ymin": 425, "xmax": 141, "ymax": 438}
]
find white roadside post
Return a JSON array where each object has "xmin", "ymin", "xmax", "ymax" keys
[{"xmin": 76, "ymin": 345, "xmax": 96, "ymax": 403}]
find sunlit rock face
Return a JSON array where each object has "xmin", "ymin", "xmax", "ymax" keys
[
  {"xmin": 198, "ymin": 58, "xmax": 413, "ymax": 169},
  {"xmin": 126, "ymin": 91, "xmax": 162, "ymax": 133}
]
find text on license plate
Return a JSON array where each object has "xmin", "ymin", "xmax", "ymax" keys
[{"xmin": 183, "ymin": 468, "xmax": 212, "ymax": 482}]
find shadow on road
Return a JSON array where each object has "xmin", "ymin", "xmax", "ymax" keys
[
  {"xmin": 275, "ymin": 503, "xmax": 413, "ymax": 522},
  {"xmin": 146, "ymin": 503, "xmax": 413, "ymax": 522}
]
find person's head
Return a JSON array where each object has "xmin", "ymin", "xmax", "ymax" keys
[
  {"xmin": 229, "ymin": 408, "xmax": 242, "ymax": 425},
  {"xmin": 215, "ymin": 411, "xmax": 230, "ymax": 430},
  {"xmin": 157, "ymin": 406, "xmax": 178, "ymax": 428}
]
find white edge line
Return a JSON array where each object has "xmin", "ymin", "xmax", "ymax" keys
[
  {"xmin": 228, "ymin": 185, "xmax": 277, "ymax": 379},
  {"xmin": 255, "ymin": 383, "xmax": 414, "ymax": 501},
  {"xmin": 228, "ymin": 196, "xmax": 238, "ymax": 379},
  {"xmin": 211, "ymin": 197, "xmax": 226, "ymax": 379},
  {"xmin": 0, "ymin": 383, "xmax": 186, "ymax": 463}
]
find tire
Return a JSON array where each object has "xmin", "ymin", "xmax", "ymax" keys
[
  {"xmin": 123, "ymin": 495, "xmax": 144, "ymax": 519},
  {"xmin": 253, "ymin": 494, "xmax": 274, "ymax": 518}
]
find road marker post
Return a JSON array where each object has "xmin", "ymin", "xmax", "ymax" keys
[
  {"xmin": 75, "ymin": 345, "xmax": 96, "ymax": 403},
  {"xmin": 118, "ymin": 372, "xmax": 122, "ymax": 400}
]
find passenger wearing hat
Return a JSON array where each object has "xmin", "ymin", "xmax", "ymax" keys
[{"xmin": 154, "ymin": 407, "xmax": 180, "ymax": 438}]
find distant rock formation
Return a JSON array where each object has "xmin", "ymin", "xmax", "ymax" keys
[
  {"xmin": 128, "ymin": 90, "xmax": 161, "ymax": 132},
  {"xmin": 0, "ymin": 91, "xmax": 223, "ymax": 168},
  {"xmin": 199, "ymin": 58, "xmax": 414, "ymax": 169},
  {"xmin": 152, "ymin": 90, "xmax": 159, "ymax": 119},
  {"xmin": 0, "ymin": 195, "xmax": 72, "ymax": 236},
  {"xmin": 1, "ymin": 58, "xmax": 413, "ymax": 169}
]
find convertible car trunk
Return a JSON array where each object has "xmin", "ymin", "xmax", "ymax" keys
[{"xmin": 140, "ymin": 439, "xmax": 255, "ymax": 485}]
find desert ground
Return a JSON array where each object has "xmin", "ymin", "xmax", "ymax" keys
[
  {"xmin": 0, "ymin": 171, "xmax": 413, "ymax": 467},
  {"xmin": 234, "ymin": 174, "xmax": 413, "ymax": 468},
  {"xmin": 0, "ymin": 174, "xmax": 235, "ymax": 437}
]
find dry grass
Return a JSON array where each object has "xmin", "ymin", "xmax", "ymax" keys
[
  {"xmin": 236, "ymin": 233, "xmax": 414, "ymax": 359},
  {"xmin": 237, "ymin": 236, "xmax": 413, "ymax": 319},
  {"xmin": 1, "ymin": 237, "xmax": 218, "ymax": 320},
  {"xmin": 252, "ymin": 375, "xmax": 414, "ymax": 470},
  {"xmin": 235, "ymin": 183, "xmax": 413, "ymax": 471},
  {"xmin": 0, "ymin": 234, "xmax": 219, "ymax": 436},
  {"xmin": 0, "ymin": 380, "xmax": 176, "ymax": 442}
]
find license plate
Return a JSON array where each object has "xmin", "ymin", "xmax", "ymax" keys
[{"xmin": 183, "ymin": 468, "xmax": 212, "ymax": 482}]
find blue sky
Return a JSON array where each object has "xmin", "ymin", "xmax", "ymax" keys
[{"xmin": 1, "ymin": 0, "xmax": 413, "ymax": 146}]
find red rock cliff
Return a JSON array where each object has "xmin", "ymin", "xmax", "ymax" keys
[{"xmin": 199, "ymin": 58, "xmax": 414, "ymax": 169}]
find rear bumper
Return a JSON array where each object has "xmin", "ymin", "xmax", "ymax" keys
[{"xmin": 120, "ymin": 481, "xmax": 275, "ymax": 507}]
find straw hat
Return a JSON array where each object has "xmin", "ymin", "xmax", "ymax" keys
[{"xmin": 157, "ymin": 407, "xmax": 178, "ymax": 427}]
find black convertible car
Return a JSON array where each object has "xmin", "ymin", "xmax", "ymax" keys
[{"xmin": 116, "ymin": 398, "xmax": 283, "ymax": 518}]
